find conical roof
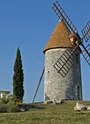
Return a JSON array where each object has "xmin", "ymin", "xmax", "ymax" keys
[{"xmin": 43, "ymin": 21, "xmax": 71, "ymax": 53}]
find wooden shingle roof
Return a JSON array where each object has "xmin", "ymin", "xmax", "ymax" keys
[{"xmin": 43, "ymin": 21, "xmax": 71, "ymax": 53}]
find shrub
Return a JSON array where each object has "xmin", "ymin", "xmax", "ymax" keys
[
  {"xmin": 7, "ymin": 94, "xmax": 23, "ymax": 105},
  {"xmin": 0, "ymin": 103, "xmax": 8, "ymax": 113},
  {"xmin": 8, "ymin": 104, "xmax": 21, "ymax": 112},
  {"xmin": 7, "ymin": 94, "xmax": 17, "ymax": 104},
  {"xmin": 1, "ymin": 97, "xmax": 9, "ymax": 104},
  {"xmin": 18, "ymin": 104, "xmax": 30, "ymax": 111}
]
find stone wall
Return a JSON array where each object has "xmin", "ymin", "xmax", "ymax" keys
[{"xmin": 44, "ymin": 48, "xmax": 82, "ymax": 101}]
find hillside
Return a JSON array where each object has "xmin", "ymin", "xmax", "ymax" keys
[{"xmin": 0, "ymin": 100, "xmax": 90, "ymax": 124}]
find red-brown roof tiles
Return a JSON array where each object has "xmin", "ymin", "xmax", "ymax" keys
[{"xmin": 43, "ymin": 21, "xmax": 71, "ymax": 53}]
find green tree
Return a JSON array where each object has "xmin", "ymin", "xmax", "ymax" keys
[{"xmin": 13, "ymin": 48, "xmax": 24, "ymax": 100}]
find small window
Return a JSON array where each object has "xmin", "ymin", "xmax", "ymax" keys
[{"xmin": 48, "ymin": 71, "xmax": 50, "ymax": 73}]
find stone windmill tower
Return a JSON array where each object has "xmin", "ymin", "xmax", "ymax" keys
[
  {"xmin": 43, "ymin": 21, "xmax": 82, "ymax": 101},
  {"xmin": 43, "ymin": 1, "xmax": 90, "ymax": 102},
  {"xmin": 32, "ymin": 1, "xmax": 90, "ymax": 103}
]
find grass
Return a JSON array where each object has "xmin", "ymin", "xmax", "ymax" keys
[{"xmin": 0, "ymin": 100, "xmax": 90, "ymax": 124}]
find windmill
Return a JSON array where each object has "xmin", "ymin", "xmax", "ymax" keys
[{"xmin": 32, "ymin": 1, "xmax": 90, "ymax": 103}]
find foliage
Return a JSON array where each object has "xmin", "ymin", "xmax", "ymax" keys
[
  {"xmin": 0, "ymin": 103, "xmax": 8, "ymax": 113},
  {"xmin": 13, "ymin": 48, "xmax": 24, "ymax": 100},
  {"xmin": 7, "ymin": 94, "xmax": 23, "ymax": 105},
  {"xmin": 8, "ymin": 104, "xmax": 21, "ymax": 112},
  {"xmin": 18, "ymin": 104, "xmax": 31, "ymax": 111},
  {"xmin": 8, "ymin": 94, "xmax": 17, "ymax": 104},
  {"xmin": 0, "ymin": 97, "xmax": 9, "ymax": 104}
]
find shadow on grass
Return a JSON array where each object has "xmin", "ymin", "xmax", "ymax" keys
[
  {"xmin": 74, "ymin": 111, "xmax": 90, "ymax": 115},
  {"xmin": 18, "ymin": 103, "xmax": 45, "ymax": 111},
  {"xmin": 29, "ymin": 104, "xmax": 45, "ymax": 110}
]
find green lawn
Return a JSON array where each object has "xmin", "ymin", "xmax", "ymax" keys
[{"xmin": 0, "ymin": 101, "xmax": 90, "ymax": 124}]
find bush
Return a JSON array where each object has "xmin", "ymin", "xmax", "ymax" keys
[
  {"xmin": 18, "ymin": 104, "xmax": 30, "ymax": 111},
  {"xmin": 0, "ymin": 103, "xmax": 8, "ymax": 113},
  {"xmin": 1, "ymin": 97, "xmax": 9, "ymax": 104},
  {"xmin": 7, "ymin": 94, "xmax": 23, "ymax": 105},
  {"xmin": 8, "ymin": 104, "xmax": 21, "ymax": 112},
  {"xmin": 7, "ymin": 94, "xmax": 17, "ymax": 104}
]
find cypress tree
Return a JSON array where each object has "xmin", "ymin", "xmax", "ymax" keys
[{"xmin": 13, "ymin": 47, "xmax": 24, "ymax": 100}]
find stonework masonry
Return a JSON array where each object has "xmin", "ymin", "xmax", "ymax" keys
[{"xmin": 44, "ymin": 48, "xmax": 83, "ymax": 102}]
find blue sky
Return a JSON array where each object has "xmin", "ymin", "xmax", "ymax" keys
[{"xmin": 0, "ymin": 0, "xmax": 90, "ymax": 103}]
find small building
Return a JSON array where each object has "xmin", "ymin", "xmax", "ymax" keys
[{"xmin": 0, "ymin": 90, "xmax": 10, "ymax": 98}]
